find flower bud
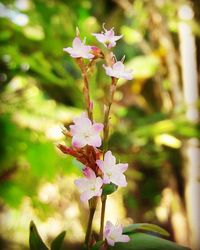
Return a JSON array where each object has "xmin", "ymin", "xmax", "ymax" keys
[{"xmin": 91, "ymin": 46, "xmax": 103, "ymax": 58}]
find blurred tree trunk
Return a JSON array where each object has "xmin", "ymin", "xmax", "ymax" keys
[
  {"xmin": 148, "ymin": 2, "xmax": 190, "ymax": 246},
  {"xmin": 178, "ymin": 4, "xmax": 200, "ymax": 250}
]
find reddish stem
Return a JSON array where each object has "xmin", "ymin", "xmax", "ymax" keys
[{"xmin": 76, "ymin": 58, "xmax": 93, "ymax": 121}]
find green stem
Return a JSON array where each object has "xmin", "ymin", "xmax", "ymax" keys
[
  {"xmin": 84, "ymin": 197, "xmax": 97, "ymax": 248},
  {"xmin": 84, "ymin": 207, "xmax": 95, "ymax": 248},
  {"xmin": 99, "ymin": 195, "xmax": 107, "ymax": 240},
  {"xmin": 99, "ymin": 77, "xmax": 118, "ymax": 240},
  {"xmin": 103, "ymin": 77, "xmax": 118, "ymax": 152}
]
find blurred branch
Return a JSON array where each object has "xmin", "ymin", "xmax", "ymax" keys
[{"xmin": 113, "ymin": 0, "xmax": 134, "ymax": 16}]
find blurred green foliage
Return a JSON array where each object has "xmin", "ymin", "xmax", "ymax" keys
[{"xmin": 0, "ymin": 0, "xmax": 199, "ymax": 249}]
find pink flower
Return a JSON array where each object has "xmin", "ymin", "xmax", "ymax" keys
[
  {"xmin": 103, "ymin": 61, "xmax": 133, "ymax": 80},
  {"xmin": 74, "ymin": 168, "xmax": 103, "ymax": 202},
  {"xmin": 96, "ymin": 151, "xmax": 128, "ymax": 187},
  {"xmin": 69, "ymin": 113, "xmax": 103, "ymax": 148},
  {"xmin": 92, "ymin": 26, "xmax": 122, "ymax": 48},
  {"xmin": 63, "ymin": 37, "xmax": 94, "ymax": 59},
  {"xmin": 104, "ymin": 221, "xmax": 130, "ymax": 246}
]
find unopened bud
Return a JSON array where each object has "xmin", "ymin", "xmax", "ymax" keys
[
  {"xmin": 83, "ymin": 167, "xmax": 93, "ymax": 178},
  {"xmin": 57, "ymin": 144, "xmax": 70, "ymax": 154},
  {"xmin": 91, "ymin": 46, "xmax": 103, "ymax": 58}
]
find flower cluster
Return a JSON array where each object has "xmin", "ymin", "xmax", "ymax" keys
[
  {"xmin": 63, "ymin": 26, "xmax": 133, "ymax": 80},
  {"xmin": 58, "ymin": 113, "xmax": 128, "ymax": 202},
  {"xmin": 60, "ymin": 25, "xmax": 132, "ymax": 247}
]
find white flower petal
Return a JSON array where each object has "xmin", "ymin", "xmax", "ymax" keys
[
  {"xmin": 72, "ymin": 37, "xmax": 82, "ymax": 48},
  {"xmin": 103, "ymin": 176, "xmax": 111, "ymax": 184},
  {"xmin": 92, "ymin": 123, "xmax": 104, "ymax": 133},
  {"xmin": 104, "ymin": 151, "xmax": 116, "ymax": 166},
  {"xmin": 95, "ymin": 177, "xmax": 103, "ymax": 189},
  {"xmin": 92, "ymin": 33, "xmax": 107, "ymax": 43},
  {"xmin": 72, "ymin": 135, "xmax": 86, "ymax": 148},
  {"xmin": 113, "ymin": 61, "xmax": 124, "ymax": 71},
  {"xmin": 96, "ymin": 160, "xmax": 104, "ymax": 171},
  {"xmin": 74, "ymin": 178, "xmax": 89, "ymax": 192},
  {"xmin": 83, "ymin": 168, "xmax": 96, "ymax": 179},
  {"xmin": 80, "ymin": 190, "xmax": 93, "ymax": 202},
  {"xmin": 112, "ymin": 173, "xmax": 127, "ymax": 187},
  {"xmin": 116, "ymin": 163, "xmax": 128, "ymax": 172},
  {"xmin": 88, "ymin": 135, "xmax": 102, "ymax": 147},
  {"xmin": 107, "ymin": 238, "xmax": 115, "ymax": 246},
  {"xmin": 103, "ymin": 61, "xmax": 133, "ymax": 80},
  {"xmin": 118, "ymin": 235, "xmax": 130, "ymax": 243}
]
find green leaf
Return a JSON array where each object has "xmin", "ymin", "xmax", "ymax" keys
[
  {"xmin": 126, "ymin": 55, "xmax": 160, "ymax": 79},
  {"xmin": 29, "ymin": 221, "xmax": 49, "ymax": 250},
  {"xmin": 91, "ymin": 240, "xmax": 104, "ymax": 250},
  {"xmin": 51, "ymin": 231, "xmax": 66, "ymax": 250},
  {"xmin": 121, "ymin": 26, "xmax": 142, "ymax": 44},
  {"xmin": 102, "ymin": 183, "xmax": 118, "ymax": 195},
  {"xmin": 110, "ymin": 233, "xmax": 190, "ymax": 250},
  {"xmin": 123, "ymin": 223, "xmax": 170, "ymax": 237}
]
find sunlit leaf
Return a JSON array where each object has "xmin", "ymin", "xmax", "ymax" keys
[
  {"xmin": 126, "ymin": 55, "xmax": 160, "ymax": 79},
  {"xmin": 123, "ymin": 223, "xmax": 170, "ymax": 237},
  {"xmin": 121, "ymin": 26, "xmax": 142, "ymax": 44},
  {"xmin": 154, "ymin": 134, "xmax": 182, "ymax": 148},
  {"xmin": 23, "ymin": 26, "xmax": 45, "ymax": 41}
]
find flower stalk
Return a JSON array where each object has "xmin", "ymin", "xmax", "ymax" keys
[
  {"xmin": 99, "ymin": 77, "xmax": 118, "ymax": 240},
  {"xmin": 99, "ymin": 195, "xmax": 107, "ymax": 240},
  {"xmin": 103, "ymin": 77, "xmax": 118, "ymax": 153},
  {"xmin": 76, "ymin": 58, "xmax": 93, "ymax": 121},
  {"xmin": 84, "ymin": 197, "xmax": 98, "ymax": 248},
  {"xmin": 84, "ymin": 207, "xmax": 96, "ymax": 247}
]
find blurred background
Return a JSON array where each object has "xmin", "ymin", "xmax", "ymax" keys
[{"xmin": 0, "ymin": 0, "xmax": 199, "ymax": 249}]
